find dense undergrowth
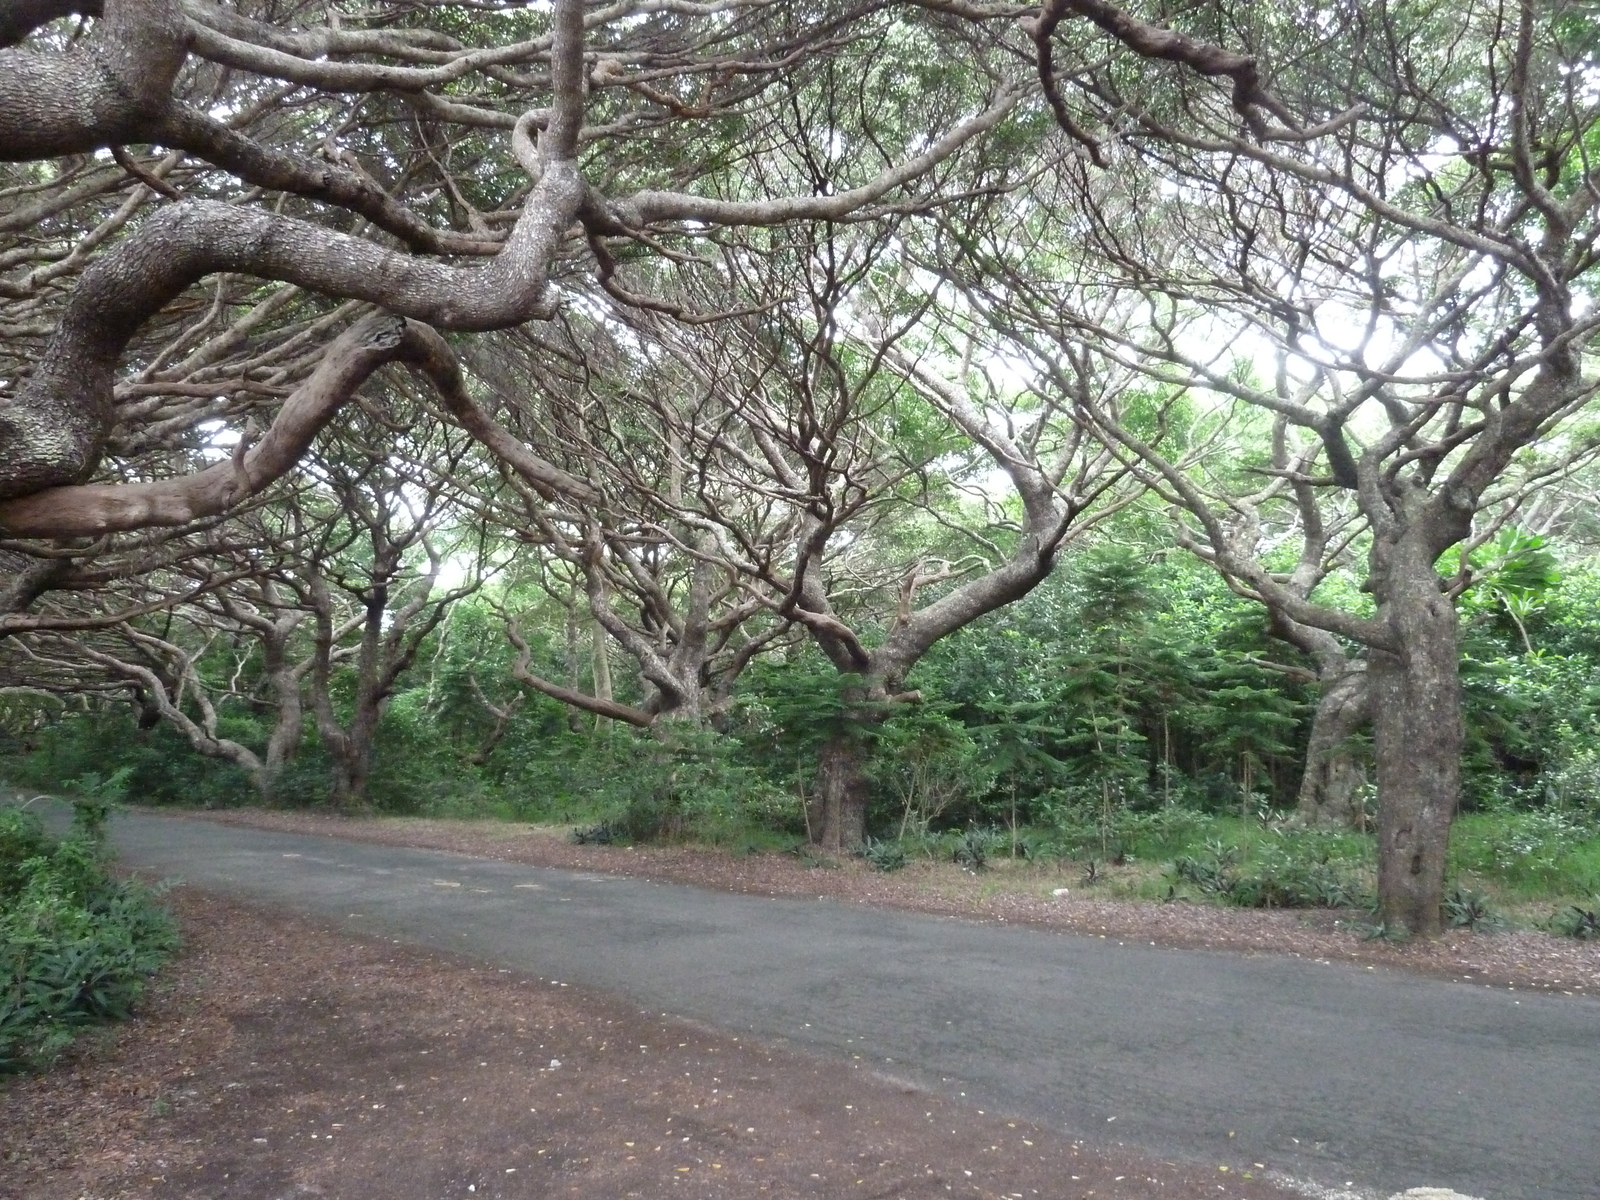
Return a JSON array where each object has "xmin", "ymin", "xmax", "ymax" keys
[
  {"xmin": 0, "ymin": 786, "xmax": 178, "ymax": 1074},
  {"xmin": 5, "ymin": 550, "xmax": 1600, "ymax": 935}
]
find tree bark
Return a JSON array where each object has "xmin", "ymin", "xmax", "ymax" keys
[
  {"xmin": 1369, "ymin": 554, "xmax": 1462, "ymax": 937},
  {"xmin": 591, "ymin": 614, "xmax": 614, "ymax": 731},
  {"xmin": 331, "ymin": 682, "xmax": 382, "ymax": 807},
  {"xmin": 1296, "ymin": 661, "xmax": 1370, "ymax": 829},
  {"xmin": 259, "ymin": 634, "xmax": 306, "ymax": 794},
  {"xmin": 812, "ymin": 734, "xmax": 870, "ymax": 855}
]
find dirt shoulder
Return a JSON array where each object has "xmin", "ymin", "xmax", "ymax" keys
[
  {"xmin": 166, "ymin": 806, "xmax": 1600, "ymax": 999},
  {"xmin": 2, "ymin": 887, "xmax": 1313, "ymax": 1200}
]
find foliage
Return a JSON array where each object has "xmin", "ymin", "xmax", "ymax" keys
[
  {"xmin": 1168, "ymin": 832, "xmax": 1370, "ymax": 909},
  {"xmin": 531, "ymin": 725, "xmax": 795, "ymax": 846},
  {"xmin": 3, "ymin": 708, "xmax": 265, "ymax": 811},
  {"xmin": 10, "ymin": 543, "xmax": 1600, "ymax": 916},
  {"xmin": 950, "ymin": 827, "xmax": 1003, "ymax": 872},
  {"xmin": 1546, "ymin": 902, "xmax": 1600, "ymax": 940},
  {"xmin": 868, "ymin": 709, "xmax": 995, "ymax": 838},
  {"xmin": 570, "ymin": 820, "xmax": 626, "ymax": 846},
  {"xmin": 0, "ymin": 809, "xmax": 178, "ymax": 1073},
  {"xmin": 1447, "ymin": 810, "xmax": 1600, "ymax": 898},
  {"xmin": 859, "ymin": 836, "xmax": 908, "ymax": 872},
  {"xmin": 1442, "ymin": 886, "xmax": 1501, "ymax": 932},
  {"xmin": 63, "ymin": 767, "xmax": 134, "ymax": 840}
]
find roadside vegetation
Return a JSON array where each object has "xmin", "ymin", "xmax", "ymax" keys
[
  {"xmin": 7, "ymin": 543, "xmax": 1599, "ymax": 938},
  {"xmin": 0, "ymin": 779, "xmax": 178, "ymax": 1073}
]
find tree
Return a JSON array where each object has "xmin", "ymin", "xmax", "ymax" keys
[
  {"xmin": 1011, "ymin": 0, "xmax": 1600, "ymax": 933},
  {"xmin": 468, "ymin": 317, "xmax": 799, "ymax": 730},
  {"xmin": 286, "ymin": 396, "xmax": 489, "ymax": 805},
  {"xmin": 637, "ymin": 221, "xmax": 1145, "ymax": 851}
]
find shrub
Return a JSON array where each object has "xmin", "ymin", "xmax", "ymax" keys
[
  {"xmin": 1171, "ymin": 839, "xmax": 1242, "ymax": 894},
  {"xmin": 1449, "ymin": 809, "xmax": 1600, "ymax": 896},
  {"xmin": 867, "ymin": 713, "xmax": 995, "ymax": 838},
  {"xmin": 859, "ymin": 836, "xmax": 908, "ymax": 872},
  {"xmin": 1442, "ymin": 885, "xmax": 1501, "ymax": 931},
  {"xmin": 570, "ymin": 820, "xmax": 625, "ymax": 846},
  {"xmin": 4, "ymin": 711, "xmax": 255, "ymax": 810},
  {"xmin": 1547, "ymin": 902, "xmax": 1600, "ymax": 940},
  {"xmin": 0, "ymin": 807, "xmax": 51, "ymax": 900},
  {"xmin": 1168, "ymin": 835, "xmax": 1369, "ymax": 909},
  {"xmin": 63, "ymin": 767, "xmax": 134, "ymax": 839},
  {"xmin": 951, "ymin": 827, "xmax": 1005, "ymax": 872},
  {"xmin": 0, "ymin": 821, "xmax": 178, "ymax": 1073}
]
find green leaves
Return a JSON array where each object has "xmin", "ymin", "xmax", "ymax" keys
[
  {"xmin": 1168, "ymin": 833, "xmax": 1370, "ymax": 910},
  {"xmin": 1547, "ymin": 902, "xmax": 1600, "ymax": 940},
  {"xmin": 0, "ymin": 817, "xmax": 178, "ymax": 1074}
]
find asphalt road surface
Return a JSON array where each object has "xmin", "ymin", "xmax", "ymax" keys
[{"xmin": 90, "ymin": 808, "xmax": 1600, "ymax": 1199}]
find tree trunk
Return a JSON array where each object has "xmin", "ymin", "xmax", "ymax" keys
[
  {"xmin": 1296, "ymin": 661, "xmax": 1370, "ymax": 829},
  {"xmin": 591, "ymin": 615, "xmax": 613, "ymax": 734},
  {"xmin": 1370, "ymin": 559, "xmax": 1462, "ymax": 937},
  {"xmin": 330, "ymin": 691, "xmax": 383, "ymax": 807},
  {"xmin": 260, "ymin": 627, "xmax": 305, "ymax": 797},
  {"xmin": 812, "ymin": 734, "xmax": 869, "ymax": 854},
  {"xmin": 563, "ymin": 593, "xmax": 585, "ymax": 732}
]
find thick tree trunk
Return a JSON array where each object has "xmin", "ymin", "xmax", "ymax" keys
[
  {"xmin": 1296, "ymin": 662, "xmax": 1370, "ymax": 829},
  {"xmin": 1370, "ymin": 560, "xmax": 1462, "ymax": 937},
  {"xmin": 329, "ymin": 695, "xmax": 382, "ymax": 807},
  {"xmin": 811, "ymin": 735, "xmax": 869, "ymax": 854},
  {"xmin": 259, "ymin": 632, "xmax": 306, "ymax": 797}
]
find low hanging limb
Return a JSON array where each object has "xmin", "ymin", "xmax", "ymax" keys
[
  {"xmin": 502, "ymin": 612, "xmax": 655, "ymax": 728},
  {"xmin": 0, "ymin": 314, "xmax": 598, "ymax": 538}
]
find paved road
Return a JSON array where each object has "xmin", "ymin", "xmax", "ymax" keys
[{"xmin": 93, "ymin": 808, "xmax": 1600, "ymax": 1200}]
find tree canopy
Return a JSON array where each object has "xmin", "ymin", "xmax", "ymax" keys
[{"xmin": 3, "ymin": 0, "xmax": 1600, "ymax": 935}]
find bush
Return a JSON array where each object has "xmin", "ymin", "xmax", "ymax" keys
[
  {"xmin": 859, "ymin": 836, "xmax": 908, "ymax": 872},
  {"xmin": 1547, "ymin": 902, "xmax": 1600, "ymax": 940},
  {"xmin": 1449, "ymin": 809, "xmax": 1600, "ymax": 897},
  {"xmin": 63, "ymin": 766, "xmax": 133, "ymax": 839},
  {"xmin": 4, "ymin": 710, "xmax": 256, "ymax": 809},
  {"xmin": 570, "ymin": 820, "xmax": 625, "ymax": 846},
  {"xmin": 950, "ymin": 827, "xmax": 1005, "ymax": 872},
  {"xmin": 0, "ymin": 807, "xmax": 50, "ymax": 899},
  {"xmin": 1168, "ymin": 834, "xmax": 1369, "ymax": 909},
  {"xmin": 1442, "ymin": 885, "xmax": 1501, "ymax": 931},
  {"xmin": 0, "ymin": 807, "xmax": 178, "ymax": 1073}
]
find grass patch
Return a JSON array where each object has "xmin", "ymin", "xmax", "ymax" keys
[{"xmin": 1447, "ymin": 810, "xmax": 1600, "ymax": 904}]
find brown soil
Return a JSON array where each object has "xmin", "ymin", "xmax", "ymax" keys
[
  {"xmin": 2, "ymin": 888, "xmax": 1309, "ymax": 1200},
  {"xmin": 175, "ymin": 807, "xmax": 1600, "ymax": 999}
]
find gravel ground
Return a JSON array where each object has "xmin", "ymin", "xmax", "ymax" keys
[{"xmin": 163, "ymin": 807, "xmax": 1600, "ymax": 998}]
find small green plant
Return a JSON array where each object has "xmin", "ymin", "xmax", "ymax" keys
[
  {"xmin": 64, "ymin": 766, "xmax": 134, "ymax": 842},
  {"xmin": 1166, "ymin": 835, "xmax": 1368, "ymax": 909},
  {"xmin": 859, "ymin": 836, "xmax": 908, "ymax": 872},
  {"xmin": 952, "ymin": 828, "xmax": 999, "ymax": 872},
  {"xmin": 1442, "ymin": 885, "xmax": 1501, "ymax": 931},
  {"xmin": 1547, "ymin": 901, "xmax": 1600, "ymax": 940},
  {"xmin": 0, "ymin": 807, "xmax": 51, "ymax": 898}
]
